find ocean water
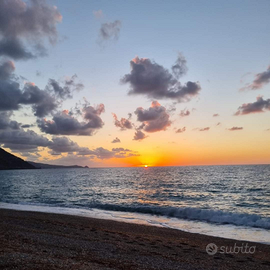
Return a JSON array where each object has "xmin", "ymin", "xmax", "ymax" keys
[{"xmin": 0, "ymin": 165, "xmax": 270, "ymax": 243}]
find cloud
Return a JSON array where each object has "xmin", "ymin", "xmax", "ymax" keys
[
  {"xmin": 112, "ymin": 113, "xmax": 133, "ymax": 130},
  {"xmin": 121, "ymin": 55, "xmax": 201, "ymax": 102},
  {"xmin": 133, "ymin": 130, "xmax": 147, "ymax": 141},
  {"xmin": 37, "ymin": 105, "xmax": 105, "ymax": 136},
  {"xmin": 241, "ymin": 66, "xmax": 270, "ymax": 90},
  {"xmin": 48, "ymin": 136, "xmax": 93, "ymax": 155},
  {"xmin": 198, "ymin": 127, "xmax": 210, "ymax": 131},
  {"xmin": 112, "ymin": 147, "xmax": 130, "ymax": 152},
  {"xmin": 216, "ymin": 122, "xmax": 221, "ymax": 126},
  {"xmin": 99, "ymin": 20, "xmax": 121, "ymax": 43},
  {"xmin": 0, "ymin": 61, "xmax": 83, "ymax": 117},
  {"xmin": 228, "ymin": 127, "xmax": 243, "ymax": 131},
  {"xmin": 0, "ymin": 128, "xmax": 50, "ymax": 151},
  {"xmin": 213, "ymin": 113, "xmax": 219, "ymax": 117},
  {"xmin": 175, "ymin": 127, "xmax": 186, "ymax": 133},
  {"xmin": 111, "ymin": 137, "xmax": 121, "ymax": 143},
  {"xmin": 47, "ymin": 74, "xmax": 84, "ymax": 100},
  {"xmin": 0, "ymin": 60, "xmax": 15, "ymax": 80},
  {"xmin": 87, "ymin": 147, "xmax": 110, "ymax": 159},
  {"xmin": 0, "ymin": 0, "xmax": 62, "ymax": 60},
  {"xmin": 0, "ymin": 79, "xmax": 24, "ymax": 111},
  {"xmin": 0, "ymin": 126, "xmax": 138, "ymax": 160},
  {"xmin": 82, "ymin": 147, "xmax": 138, "ymax": 159},
  {"xmin": 0, "ymin": 111, "xmax": 21, "ymax": 130},
  {"xmin": 167, "ymin": 103, "xmax": 177, "ymax": 113},
  {"xmin": 0, "ymin": 37, "xmax": 36, "ymax": 60},
  {"xmin": 179, "ymin": 109, "xmax": 190, "ymax": 117},
  {"xmin": 20, "ymin": 82, "xmax": 58, "ymax": 117},
  {"xmin": 172, "ymin": 53, "xmax": 188, "ymax": 79},
  {"xmin": 134, "ymin": 101, "xmax": 171, "ymax": 133},
  {"xmin": 47, "ymin": 154, "xmax": 97, "ymax": 167},
  {"xmin": 234, "ymin": 96, "xmax": 270, "ymax": 115},
  {"xmin": 21, "ymin": 124, "xmax": 35, "ymax": 128}
]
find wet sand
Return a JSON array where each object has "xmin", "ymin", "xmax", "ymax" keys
[{"xmin": 0, "ymin": 209, "xmax": 270, "ymax": 269}]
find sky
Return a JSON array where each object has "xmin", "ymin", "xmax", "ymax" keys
[{"xmin": 0, "ymin": 0, "xmax": 270, "ymax": 167}]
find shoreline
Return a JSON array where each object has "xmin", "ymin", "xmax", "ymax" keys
[
  {"xmin": 1, "ymin": 209, "xmax": 270, "ymax": 269},
  {"xmin": 1, "ymin": 202, "xmax": 269, "ymax": 245}
]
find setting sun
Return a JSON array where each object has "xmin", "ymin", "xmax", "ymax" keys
[{"xmin": 144, "ymin": 165, "xmax": 148, "ymax": 168}]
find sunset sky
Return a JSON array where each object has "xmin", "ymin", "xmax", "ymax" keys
[{"xmin": 0, "ymin": 0, "xmax": 270, "ymax": 167}]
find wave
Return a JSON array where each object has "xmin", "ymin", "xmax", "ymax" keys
[{"xmin": 88, "ymin": 203, "xmax": 270, "ymax": 230}]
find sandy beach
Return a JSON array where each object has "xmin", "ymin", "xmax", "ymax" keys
[{"xmin": 0, "ymin": 209, "xmax": 269, "ymax": 269}]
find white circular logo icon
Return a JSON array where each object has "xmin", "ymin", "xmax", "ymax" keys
[{"xmin": 206, "ymin": 243, "xmax": 218, "ymax": 255}]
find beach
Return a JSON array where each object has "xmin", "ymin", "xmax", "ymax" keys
[{"xmin": 0, "ymin": 209, "xmax": 270, "ymax": 270}]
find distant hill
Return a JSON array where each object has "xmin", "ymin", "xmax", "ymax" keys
[
  {"xmin": 28, "ymin": 161, "xmax": 89, "ymax": 169},
  {"xmin": 0, "ymin": 148, "xmax": 36, "ymax": 170}
]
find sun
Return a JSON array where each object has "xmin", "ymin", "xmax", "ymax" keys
[{"xmin": 144, "ymin": 165, "xmax": 148, "ymax": 168}]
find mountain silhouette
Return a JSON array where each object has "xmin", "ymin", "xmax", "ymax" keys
[{"xmin": 0, "ymin": 148, "xmax": 36, "ymax": 170}]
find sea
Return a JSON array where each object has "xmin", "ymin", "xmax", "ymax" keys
[{"xmin": 0, "ymin": 165, "xmax": 270, "ymax": 244}]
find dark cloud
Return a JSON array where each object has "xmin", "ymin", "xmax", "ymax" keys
[
  {"xmin": 47, "ymin": 75, "xmax": 84, "ymax": 99},
  {"xmin": 0, "ymin": 126, "xmax": 138, "ymax": 160},
  {"xmin": 84, "ymin": 104, "xmax": 105, "ymax": 126},
  {"xmin": 0, "ymin": 79, "xmax": 23, "ymax": 111},
  {"xmin": 241, "ymin": 66, "xmax": 270, "ymax": 90},
  {"xmin": 20, "ymin": 82, "xmax": 58, "ymax": 117},
  {"xmin": 0, "ymin": 61, "xmax": 83, "ymax": 117},
  {"xmin": 90, "ymin": 147, "xmax": 113, "ymax": 159},
  {"xmin": 111, "ymin": 137, "xmax": 121, "ymax": 143},
  {"xmin": 0, "ymin": 0, "xmax": 62, "ymax": 60},
  {"xmin": 228, "ymin": 127, "xmax": 243, "ymax": 131},
  {"xmin": 0, "ymin": 128, "xmax": 50, "ymax": 151},
  {"xmin": 0, "ymin": 111, "xmax": 34, "ymax": 131},
  {"xmin": 0, "ymin": 37, "xmax": 35, "ymax": 60},
  {"xmin": 234, "ymin": 96, "xmax": 270, "ymax": 115},
  {"xmin": 172, "ymin": 53, "xmax": 188, "ymax": 79},
  {"xmin": 37, "ymin": 105, "xmax": 105, "ymax": 136},
  {"xmin": 0, "ymin": 111, "xmax": 20, "ymax": 130},
  {"xmin": 121, "ymin": 56, "xmax": 201, "ymax": 102},
  {"xmin": 213, "ymin": 113, "xmax": 219, "ymax": 117},
  {"xmin": 0, "ymin": 60, "xmax": 15, "ymax": 80},
  {"xmin": 112, "ymin": 113, "xmax": 133, "ymax": 130},
  {"xmin": 134, "ymin": 101, "xmax": 171, "ymax": 133},
  {"xmin": 21, "ymin": 124, "xmax": 35, "ymax": 128},
  {"xmin": 133, "ymin": 130, "xmax": 147, "ymax": 141},
  {"xmin": 179, "ymin": 109, "xmax": 190, "ymax": 117},
  {"xmin": 99, "ymin": 20, "xmax": 121, "ymax": 42},
  {"xmin": 175, "ymin": 127, "xmax": 186, "ymax": 133},
  {"xmin": 48, "ymin": 136, "xmax": 93, "ymax": 155}
]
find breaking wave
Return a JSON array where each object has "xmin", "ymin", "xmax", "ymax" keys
[{"xmin": 88, "ymin": 203, "xmax": 270, "ymax": 230}]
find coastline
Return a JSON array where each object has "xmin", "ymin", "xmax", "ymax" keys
[
  {"xmin": 1, "ymin": 209, "xmax": 270, "ymax": 269},
  {"xmin": 1, "ymin": 202, "xmax": 269, "ymax": 245}
]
